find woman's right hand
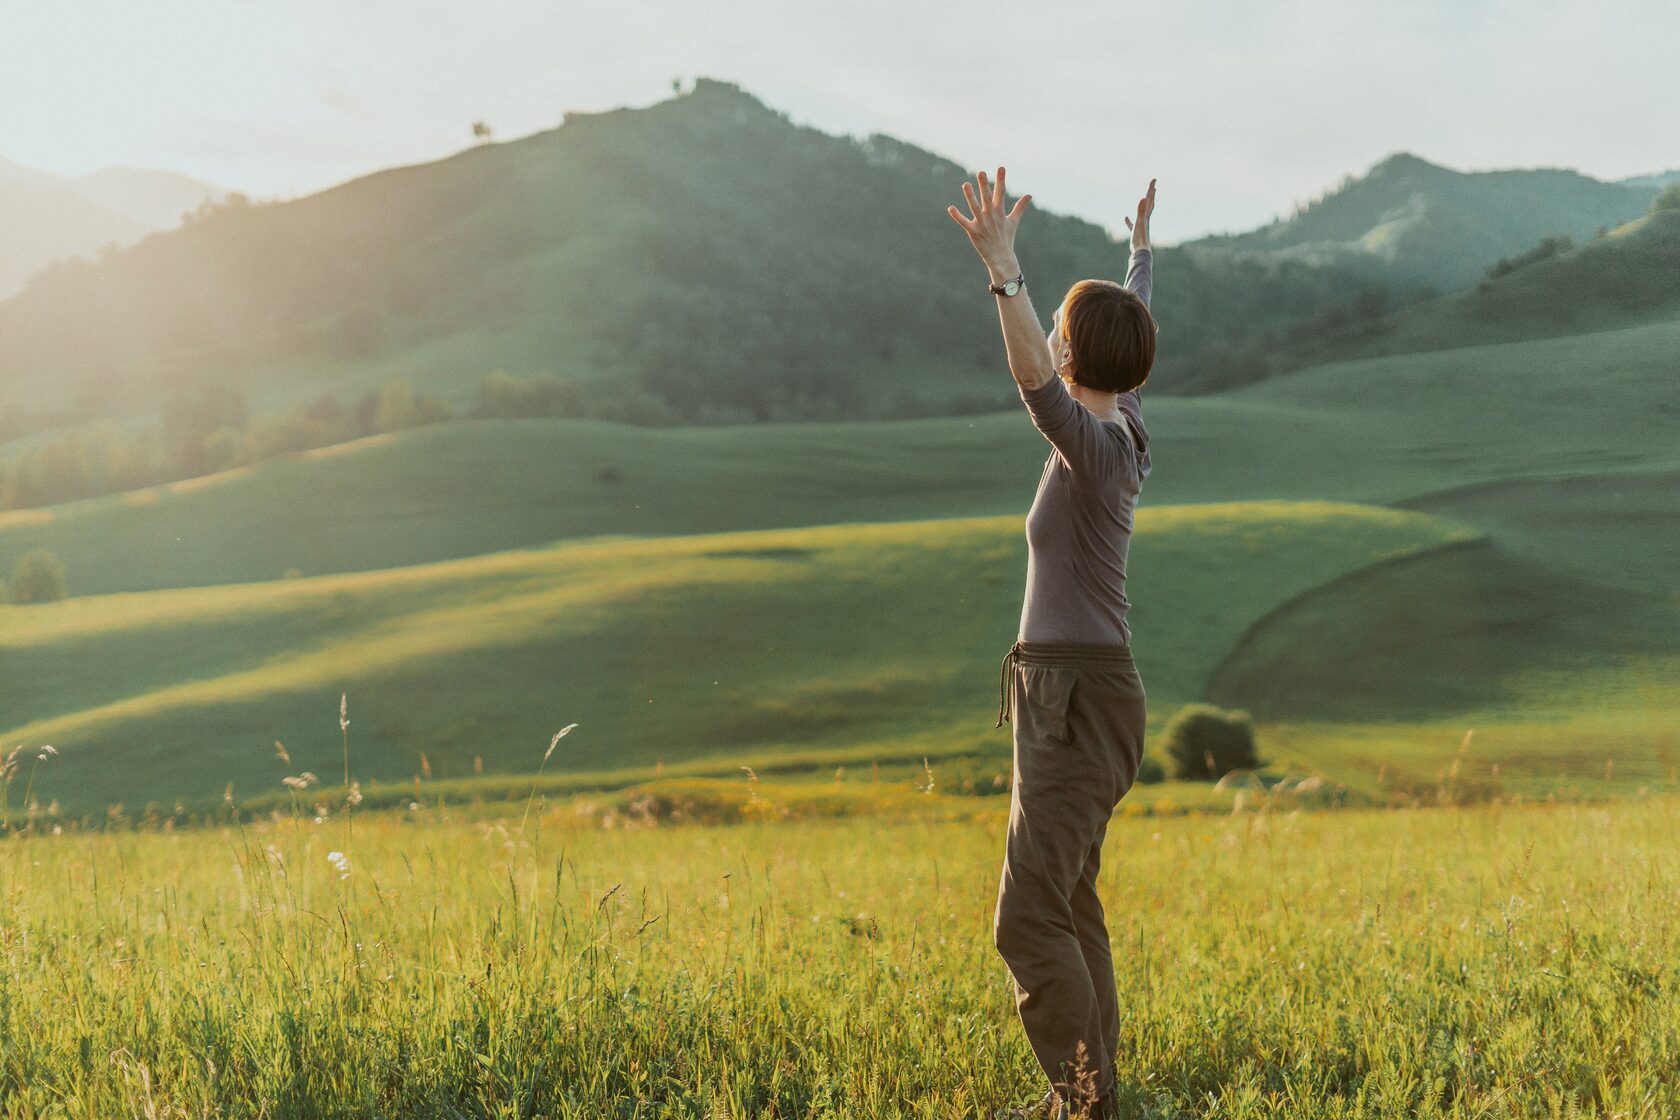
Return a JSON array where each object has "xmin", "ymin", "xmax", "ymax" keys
[{"xmin": 1123, "ymin": 178, "xmax": 1157, "ymax": 251}]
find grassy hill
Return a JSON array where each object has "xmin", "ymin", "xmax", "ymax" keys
[
  {"xmin": 0, "ymin": 79, "xmax": 1373, "ymax": 422},
  {"xmin": 2, "ymin": 503, "xmax": 1479, "ymax": 815},
  {"xmin": 1184, "ymin": 151, "xmax": 1659, "ymax": 292},
  {"xmin": 5, "ymin": 309, "xmax": 1678, "ymax": 597}
]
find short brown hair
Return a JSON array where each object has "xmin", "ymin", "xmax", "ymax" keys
[{"xmin": 1061, "ymin": 279, "xmax": 1157, "ymax": 393}]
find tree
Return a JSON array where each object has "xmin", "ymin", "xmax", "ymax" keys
[
  {"xmin": 472, "ymin": 121, "xmax": 493, "ymax": 144},
  {"xmin": 8, "ymin": 549, "xmax": 67, "ymax": 604},
  {"xmin": 1163, "ymin": 703, "xmax": 1260, "ymax": 781},
  {"xmin": 1653, "ymin": 183, "xmax": 1680, "ymax": 213}
]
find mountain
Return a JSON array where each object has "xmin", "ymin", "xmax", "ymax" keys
[
  {"xmin": 1184, "ymin": 152, "xmax": 1660, "ymax": 292},
  {"xmin": 0, "ymin": 79, "xmax": 1366, "ymax": 422},
  {"xmin": 1269, "ymin": 187, "xmax": 1680, "ymax": 366},
  {"xmin": 0, "ymin": 176, "xmax": 147, "ymax": 297},
  {"xmin": 72, "ymin": 166, "xmax": 229, "ymax": 229},
  {"xmin": 0, "ymin": 157, "xmax": 224, "ymax": 298},
  {"xmin": 1617, "ymin": 168, "xmax": 1680, "ymax": 190}
]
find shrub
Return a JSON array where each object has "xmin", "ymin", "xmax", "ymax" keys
[
  {"xmin": 8, "ymin": 548, "xmax": 67, "ymax": 604},
  {"xmin": 1163, "ymin": 703, "xmax": 1260, "ymax": 781},
  {"xmin": 1653, "ymin": 183, "xmax": 1680, "ymax": 213},
  {"xmin": 1135, "ymin": 753, "xmax": 1166, "ymax": 785}
]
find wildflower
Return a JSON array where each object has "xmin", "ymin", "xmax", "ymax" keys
[
  {"xmin": 282, "ymin": 772, "xmax": 320, "ymax": 791},
  {"xmin": 339, "ymin": 693, "xmax": 349, "ymax": 732},
  {"xmin": 38, "ymin": 744, "xmax": 58, "ymax": 761},
  {"xmin": 347, "ymin": 780, "xmax": 363, "ymax": 807},
  {"xmin": 327, "ymin": 850, "xmax": 351, "ymax": 879},
  {"xmin": 274, "ymin": 740, "xmax": 291, "ymax": 764}
]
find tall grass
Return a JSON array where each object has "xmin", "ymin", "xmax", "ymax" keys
[{"xmin": 1, "ymin": 791, "xmax": 1676, "ymax": 1117}]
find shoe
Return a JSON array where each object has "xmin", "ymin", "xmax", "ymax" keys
[{"xmin": 993, "ymin": 1090, "xmax": 1067, "ymax": 1120}]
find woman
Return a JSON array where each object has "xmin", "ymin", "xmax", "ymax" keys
[{"xmin": 948, "ymin": 169, "xmax": 1158, "ymax": 1120}]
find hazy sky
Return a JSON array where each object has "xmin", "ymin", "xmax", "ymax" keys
[{"xmin": 3, "ymin": 0, "xmax": 1676, "ymax": 241}]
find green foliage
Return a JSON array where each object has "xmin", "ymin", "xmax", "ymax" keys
[
  {"xmin": 472, "ymin": 370, "xmax": 582, "ymax": 419},
  {"xmin": 1163, "ymin": 703, "xmax": 1259, "ymax": 781},
  {"xmin": 370, "ymin": 378, "xmax": 453, "ymax": 432},
  {"xmin": 1652, "ymin": 182, "xmax": 1680, "ymax": 213},
  {"xmin": 0, "ymin": 379, "xmax": 462, "ymax": 513},
  {"xmin": 7, "ymin": 548, "xmax": 66, "ymax": 604},
  {"xmin": 1481, "ymin": 233, "xmax": 1574, "ymax": 284},
  {"xmin": 1135, "ymin": 752, "xmax": 1166, "ymax": 785}
]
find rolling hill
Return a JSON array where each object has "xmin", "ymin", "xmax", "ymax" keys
[
  {"xmin": 2, "ymin": 503, "xmax": 1479, "ymax": 814},
  {"xmin": 4, "ymin": 294, "xmax": 1678, "ymax": 813},
  {"xmin": 5, "ymin": 309, "xmax": 1678, "ymax": 596}
]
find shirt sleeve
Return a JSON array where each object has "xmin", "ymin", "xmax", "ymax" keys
[
  {"xmin": 1018, "ymin": 374, "xmax": 1129, "ymax": 485},
  {"xmin": 1115, "ymin": 246, "xmax": 1153, "ymax": 419},
  {"xmin": 1020, "ymin": 246, "xmax": 1152, "ymax": 483}
]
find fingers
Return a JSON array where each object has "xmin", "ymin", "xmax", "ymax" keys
[
  {"xmin": 976, "ymin": 169, "xmax": 991, "ymax": 213},
  {"xmin": 1123, "ymin": 216, "xmax": 1133, "ymax": 230},
  {"xmin": 961, "ymin": 180, "xmax": 981, "ymax": 219},
  {"xmin": 1007, "ymin": 193, "xmax": 1030, "ymax": 221},
  {"xmin": 947, "ymin": 204, "xmax": 975, "ymax": 230},
  {"xmin": 994, "ymin": 165, "xmax": 1007, "ymax": 209}
]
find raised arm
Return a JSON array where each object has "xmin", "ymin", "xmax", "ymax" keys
[
  {"xmin": 1117, "ymin": 179, "xmax": 1157, "ymax": 416},
  {"xmin": 950, "ymin": 171, "xmax": 1157, "ymax": 481},
  {"xmin": 946, "ymin": 167, "xmax": 1057, "ymax": 392}
]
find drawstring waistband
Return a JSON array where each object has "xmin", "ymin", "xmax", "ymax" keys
[{"xmin": 996, "ymin": 639, "xmax": 1134, "ymax": 728}]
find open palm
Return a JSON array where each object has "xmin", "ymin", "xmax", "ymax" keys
[
  {"xmin": 1122, "ymin": 178, "xmax": 1157, "ymax": 250},
  {"xmin": 947, "ymin": 166, "xmax": 1030, "ymax": 272}
]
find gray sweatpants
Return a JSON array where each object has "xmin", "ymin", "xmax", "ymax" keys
[{"xmin": 993, "ymin": 638, "xmax": 1147, "ymax": 1106}]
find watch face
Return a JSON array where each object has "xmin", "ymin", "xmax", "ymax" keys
[{"xmin": 1003, "ymin": 279, "xmax": 1021, "ymax": 296}]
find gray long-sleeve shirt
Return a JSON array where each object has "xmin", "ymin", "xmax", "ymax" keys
[{"xmin": 1015, "ymin": 246, "xmax": 1153, "ymax": 647}]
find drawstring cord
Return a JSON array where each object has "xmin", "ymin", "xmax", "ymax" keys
[
  {"xmin": 996, "ymin": 640, "xmax": 1025, "ymax": 728},
  {"xmin": 996, "ymin": 639, "xmax": 1134, "ymax": 728}
]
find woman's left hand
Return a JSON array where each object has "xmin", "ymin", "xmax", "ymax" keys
[{"xmin": 948, "ymin": 166, "xmax": 1030, "ymax": 279}]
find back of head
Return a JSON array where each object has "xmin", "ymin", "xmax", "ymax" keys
[{"xmin": 1062, "ymin": 279, "xmax": 1157, "ymax": 394}]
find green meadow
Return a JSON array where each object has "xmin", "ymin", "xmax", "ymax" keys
[
  {"xmin": 2, "ymin": 794, "xmax": 1677, "ymax": 1118},
  {"xmin": 5, "ymin": 502, "xmax": 1483, "ymax": 815}
]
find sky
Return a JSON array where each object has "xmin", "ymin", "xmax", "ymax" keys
[{"xmin": 2, "ymin": 0, "xmax": 1677, "ymax": 242}]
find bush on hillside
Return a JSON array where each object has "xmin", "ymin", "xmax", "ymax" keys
[
  {"xmin": 473, "ymin": 371, "xmax": 583, "ymax": 419},
  {"xmin": 1482, "ymin": 234, "xmax": 1574, "ymax": 284},
  {"xmin": 1653, "ymin": 183, "xmax": 1680, "ymax": 213},
  {"xmin": 368, "ymin": 379, "xmax": 453, "ymax": 432},
  {"xmin": 8, "ymin": 549, "xmax": 67, "ymax": 604},
  {"xmin": 1163, "ymin": 703, "xmax": 1260, "ymax": 781}
]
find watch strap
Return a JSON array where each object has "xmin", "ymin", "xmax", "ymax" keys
[{"xmin": 988, "ymin": 272, "xmax": 1025, "ymax": 296}]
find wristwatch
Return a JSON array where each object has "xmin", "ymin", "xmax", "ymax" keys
[{"xmin": 988, "ymin": 273, "xmax": 1025, "ymax": 297}]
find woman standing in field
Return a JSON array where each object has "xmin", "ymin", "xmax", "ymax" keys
[{"xmin": 948, "ymin": 169, "xmax": 1158, "ymax": 1120}]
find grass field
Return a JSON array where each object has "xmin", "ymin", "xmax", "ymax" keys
[
  {"xmin": 3, "ymin": 502, "xmax": 1481, "ymax": 816},
  {"xmin": 2, "ymin": 795, "xmax": 1677, "ymax": 1118},
  {"xmin": 4, "ymin": 310, "xmax": 1679, "ymax": 818}
]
